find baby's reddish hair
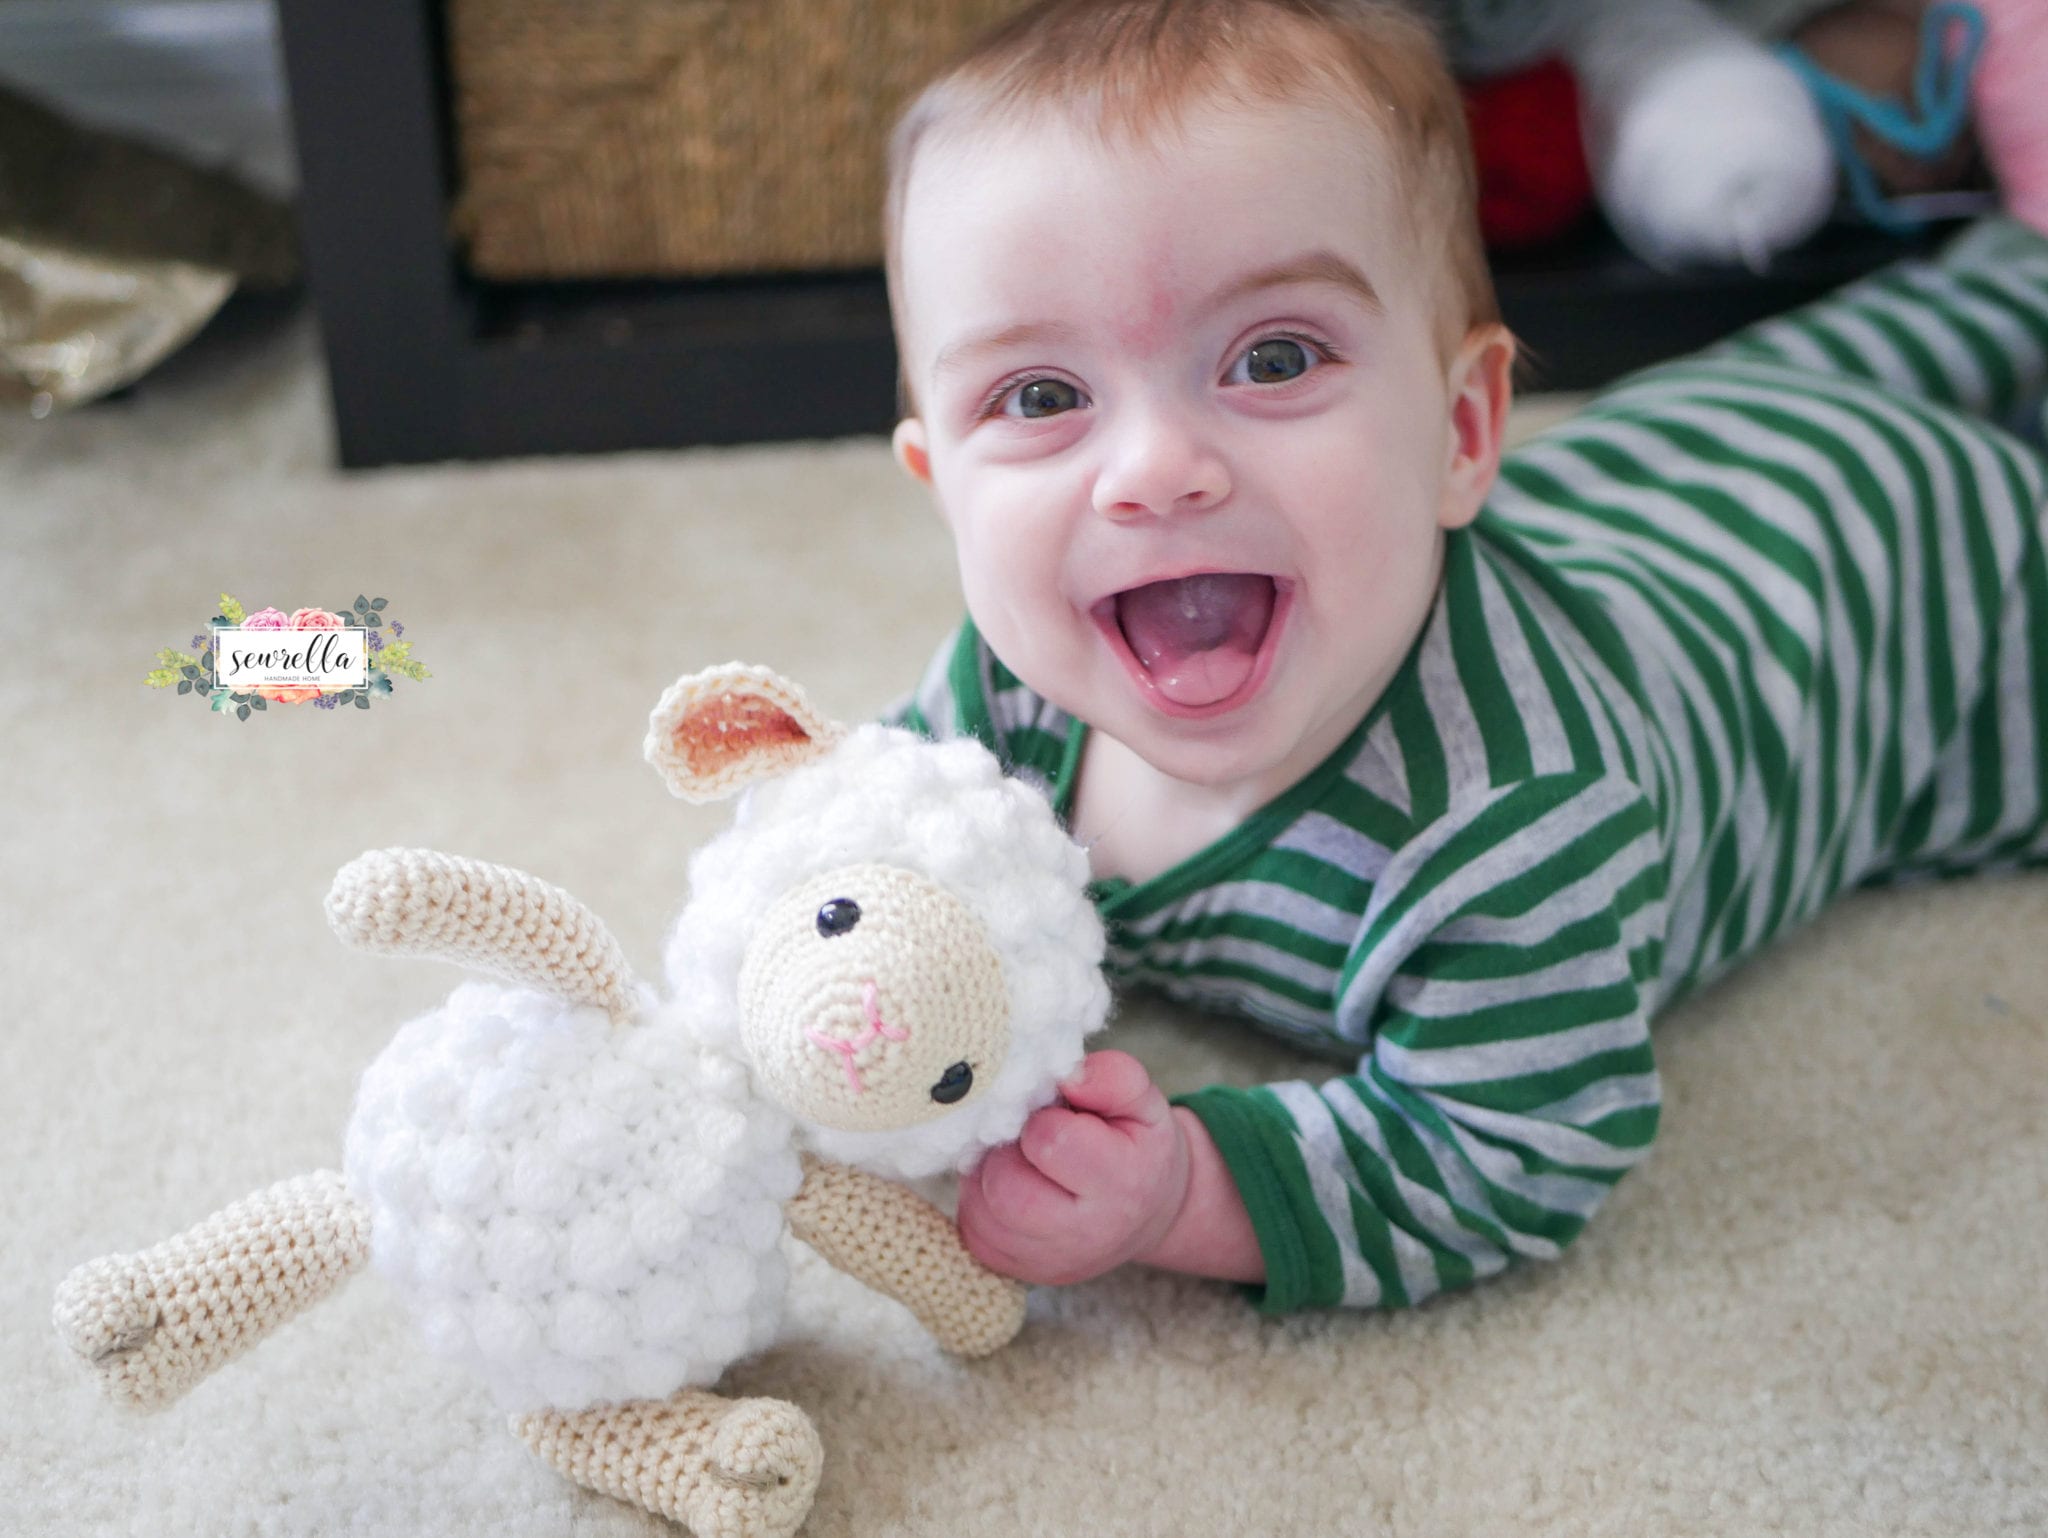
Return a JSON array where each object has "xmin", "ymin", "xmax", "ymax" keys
[{"xmin": 883, "ymin": 0, "xmax": 1499, "ymax": 419}]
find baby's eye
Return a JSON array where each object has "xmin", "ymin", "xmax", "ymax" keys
[
  {"xmin": 994, "ymin": 377, "xmax": 1084, "ymax": 420},
  {"xmin": 1227, "ymin": 335, "xmax": 1327, "ymax": 387}
]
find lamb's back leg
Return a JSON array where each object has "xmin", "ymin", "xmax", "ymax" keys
[
  {"xmin": 511, "ymin": 1390, "xmax": 822, "ymax": 1538},
  {"xmin": 52, "ymin": 1170, "xmax": 369, "ymax": 1411}
]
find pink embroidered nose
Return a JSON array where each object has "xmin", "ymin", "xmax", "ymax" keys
[{"xmin": 804, "ymin": 979, "xmax": 909, "ymax": 1095}]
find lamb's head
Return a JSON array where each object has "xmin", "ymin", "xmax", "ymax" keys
[{"xmin": 646, "ymin": 664, "xmax": 1110, "ymax": 1181}]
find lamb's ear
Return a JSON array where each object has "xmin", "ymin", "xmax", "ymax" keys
[{"xmin": 645, "ymin": 662, "xmax": 846, "ymax": 803}]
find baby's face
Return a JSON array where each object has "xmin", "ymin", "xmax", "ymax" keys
[{"xmin": 892, "ymin": 97, "xmax": 1508, "ymax": 792}]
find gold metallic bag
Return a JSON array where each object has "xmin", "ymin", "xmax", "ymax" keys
[{"xmin": 0, "ymin": 87, "xmax": 296, "ymax": 413}]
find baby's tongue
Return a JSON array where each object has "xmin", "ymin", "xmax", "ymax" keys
[{"xmin": 1115, "ymin": 573, "xmax": 1275, "ymax": 708}]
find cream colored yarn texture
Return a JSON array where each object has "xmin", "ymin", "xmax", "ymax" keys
[
  {"xmin": 738, "ymin": 863, "xmax": 1011, "ymax": 1133},
  {"xmin": 326, "ymin": 847, "xmax": 639, "ymax": 1023},
  {"xmin": 51, "ymin": 1170, "xmax": 370, "ymax": 1412},
  {"xmin": 785, "ymin": 1154, "xmax": 1028, "ymax": 1359},
  {"xmin": 511, "ymin": 1390, "xmax": 823, "ymax": 1538}
]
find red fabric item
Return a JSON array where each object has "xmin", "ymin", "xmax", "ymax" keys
[{"xmin": 1462, "ymin": 58, "xmax": 1594, "ymax": 248}]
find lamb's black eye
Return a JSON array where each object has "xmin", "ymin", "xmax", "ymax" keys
[
  {"xmin": 815, "ymin": 898, "xmax": 861, "ymax": 937},
  {"xmin": 930, "ymin": 1061, "xmax": 973, "ymax": 1105}
]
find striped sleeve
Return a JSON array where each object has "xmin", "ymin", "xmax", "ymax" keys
[
  {"xmin": 1177, "ymin": 773, "xmax": 1665, "ymax": 1313},
  {"xmin": 877, "ymin": 619, "xmax": 1084, "ymax": 797},
  {"xmin": 878, "ymin": 624, "xmax": 965, "ymax": 738},
  {"xmin": 1708, "ymin": 216, "xmax": 2048, "ymax": 442}
]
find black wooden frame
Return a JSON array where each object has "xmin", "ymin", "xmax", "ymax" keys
[{"xmin": 275, "ymin": 0, "xmax": 1950, "ymax": 469}]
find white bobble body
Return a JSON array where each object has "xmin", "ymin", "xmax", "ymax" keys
[
  {"xmin": 416, "ymin": 1214, "xmax": 481, "ymax": 1290},
  {"xmin": 472, "ymin": 1289, "xmax": 540, "ymax": 1361},
  {"xmin": 628, "ymin": 1190, "xmax": 693, "ymax": 1264},
  {"xmin": 373, "ymin": 1130, "xmax": 427, "ymax": 1208},
  {"xmin": 429, "ymin": 1137, "xmax": 495, "ymax": 1211},
  {"xmin": 589, "ymin": 1057, "xmax": 654, "ymax": 1124},
  {"xmin": 400, "ymin": 1071, "xmax": 456, "ymax": 1130},
  {"xmin": 552, "ymin": 1289, "xmax": 627, "ymax": 1360},
  {"xmin": 566, "ymin": 1211, "xmax": 638, "ymax": 1291},
  {"xmin": 632, "ymin": 1273, "xmax": 699, "ymax": 1342},
  {"xmin": 697, "ymin": 1054, "xmax": 747, "ymax": 1103},
  {"xmin": 535, "ymin": 1358, "xmax": 604, "ymax": 1412},
  {"xmin": 693, "ymin": 1102, "xmax": 748, "ymax": 1164},
  {"xmin": 508, "ymin": 1148, "xmax": 577, "ymax": 1214},
  {"xmin": 466, "ymin": 1066, "xmax": 536, "ymax": 1131},
  {"xmin": 692, "ymin": 1311, "xmax": 748, "ymax": 1372},
  {"xmin": 482, "ymin": 1214, "xmax": 557, "ymax": 1288},
  {"xmin": 450, "ymin": 1009, "xmax": 512, "ymax": 1064},
  {"xmin": 737, "ymin": 1197, "xmax": 784, "ymax": 1253},
  {"xmin": 557, "ymin": 1107, "xmax": 629, "ymax": 1172},
  {"xmin": 346, "ymin": 984, "xmax": 802, "ymax": 1414},
  {"xmin": 703, "ymin": 1245, "xmax": 755, "ymax": 1314},
  {"xmin": 619, "ymin": 1351, "xmax": 689, "ymax": 1406},
  {"xmin": 418, "ymin": 1301, "xmax": 470, "ymax": 1358},
  {"xmin": 619, "ymin": 1027, "xmax": 690, "ymax": 1076},
  {"xmin": 668, "ymin": 1156, "xmax": 725, "ymax": 1217}
]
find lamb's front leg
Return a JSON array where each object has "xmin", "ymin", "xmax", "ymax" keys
[
  {"xmin": 52, "ymin": 1170, "xmax": 370, "ymax": 1411},
  {"xmin": 511, "ymin": 1390, "xmax": 822, "ymax": 1538},
  {"xmin": 783, "ymin": 1153, "xmax": 1027, "ymax": 1357}
]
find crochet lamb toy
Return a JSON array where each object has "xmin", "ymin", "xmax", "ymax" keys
[{"xmin": 51, "ymin": 662, "xmax": 1111, "ymax": 1538}]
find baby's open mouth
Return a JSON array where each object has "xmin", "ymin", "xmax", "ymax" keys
[{"xmin": 1100, "ymin": 572, "xmax": 1281, "ymax": 711}]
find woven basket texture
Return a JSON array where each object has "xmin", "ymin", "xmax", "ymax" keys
[{"xmin": 447, "ymin": 0, "xmax": 1029, "ymax": 279}]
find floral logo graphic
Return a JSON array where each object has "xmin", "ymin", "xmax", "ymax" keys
[{"xmin": 146, "ymin": 593, "xmax": 430, "ymax": 721}]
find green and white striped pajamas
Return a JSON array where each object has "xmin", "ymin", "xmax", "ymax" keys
[{"xmin": 887, "ymin": 218, "xmax": 2048, "ymax": 1313}]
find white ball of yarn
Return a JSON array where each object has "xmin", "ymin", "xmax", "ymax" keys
[{"xmin": 1594, "ymin": 47, "xmax": 1836, "ymax": 270}]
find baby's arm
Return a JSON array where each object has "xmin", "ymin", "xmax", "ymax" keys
[
  {"xmin": 1177, "ymin": 775, "xmax": 1665, "ymax": 1313},
  {"xmin": 966, "ymin": 774, "xmax": 1668, "ymax": 1312}
]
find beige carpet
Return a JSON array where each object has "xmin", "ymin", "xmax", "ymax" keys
[{"xmin": 5, "ymin": 308, "xmax": 2046, "ymax": 1537}]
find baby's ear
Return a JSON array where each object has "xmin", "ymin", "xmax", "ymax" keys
[
  {"xmin": 892, "ymin": 417, "xmax": 933, "ymax": 488},
  {"xmin": 1438, "ymin": 323, "xmax": 1517, "ymax": 532},
  {"xmin": 645, "ymin": 664, "xmax": 845, "ymax": 802}
]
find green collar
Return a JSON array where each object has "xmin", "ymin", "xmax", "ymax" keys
[{"xmin": 1072, "ymin": 648, "xmax": 1416, "ymax": 921}]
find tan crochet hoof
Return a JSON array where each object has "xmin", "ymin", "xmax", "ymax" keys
[
  {"xmin": 512, "ymin": 1389, "xmax": 822, "ymax": 1538},
  {"xmin": 691, "ymin": 1397, "xmax": 822, "ymax": 1538},
  {"xmin": 51, "ymin": 1171, "xmax": 370, "ymax": 1414},
  {"xmin": 51, "ymin": 1252, "xmax": 162, "ymax": 1399}
]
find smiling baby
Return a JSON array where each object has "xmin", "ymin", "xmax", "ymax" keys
[{"xmin": 879, "ymin": 0, "xmax": 2048, "ymax": 1311}]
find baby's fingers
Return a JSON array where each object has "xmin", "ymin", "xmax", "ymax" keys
[
  {"xmin": 1058, "ymin": 1050, "xmax": 1167, "ymax": 1125},
  {"xmin": 955, "ymin": 1180, "xmax": 1035, "ymax": 1280},
  {"xmin": 969, "ymin": 1142, "xmax": 1076, "ymax": 1232},
  {"xmin": 1019, "ymin": 1104, "xmax": 1131, "ymax": 1193}
]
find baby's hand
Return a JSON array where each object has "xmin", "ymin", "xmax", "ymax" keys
[{"xmin": 957, "ymin": 1050, "xmax": 1190, "ymax": 1288}]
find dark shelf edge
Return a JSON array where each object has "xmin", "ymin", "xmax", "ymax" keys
[{"xmin": 274, "ymin": 2, "xmax": 1965, "ymax": 468}]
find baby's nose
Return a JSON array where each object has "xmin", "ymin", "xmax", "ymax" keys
[{"xmin": 1092, "ymin": 411, "xmax": 1230, "ymax": 520}]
